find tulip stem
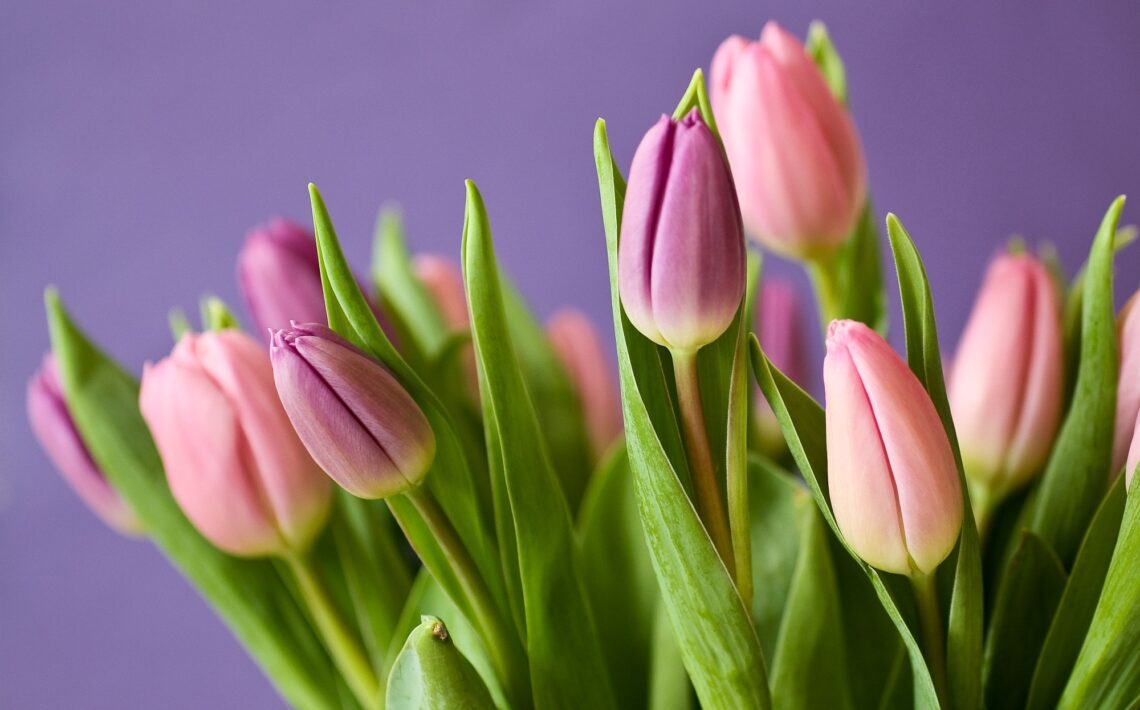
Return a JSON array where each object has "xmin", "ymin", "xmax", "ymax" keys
[
  {"xmin": 969, "ymin": 482, "xmax": 998, "ymax": 548},
  {"xmin": 807, "ymin": 254, "xmax": 843, "ymax": 332},
  {"xmin": 285, "ymin": 552, "xmax": 381, "ymax": 710},
  {"xmin": 910, "ymin": 570, "xmax": 949, "ymax": 706},
  {"xmin": 404, "ymin": 486, "xmax": 529, "ymax": 705},
  {"xmin": 671, "ymin": 349, "xmax": 736, "ymax": 576}
]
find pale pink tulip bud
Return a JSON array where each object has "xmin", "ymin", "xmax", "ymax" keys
[
  {"xmin": 825, "ymin": 320, "xmax": 963, "ymax": 576},
  {"xmin": 27, "ymin": 354, "xmax": 143, "ymax": 536},
  {"xmin": 140, "ymin": 331, "xmax": 332, "ymax": 557},
  {"xmin": 413, "ymin": 255, "xmax": 470, "ymax": 331},
  {"xmin": 1112, "ymin": 290, "xmax": 1140, "ymax": 476},
  {"xmin": 754, "ymin": 278, "xmax": 807, "ymax": 454},
  {"xmin": 948, "ymin": 253, "xmax": 1063, "ymax": 496},
  {"xmin": 711, "ymin": 22, "xmax": 867, "ymax": 259},
  {"xmin": 546, "ymin": 309, "xmax": 623, "ymax": 459}
]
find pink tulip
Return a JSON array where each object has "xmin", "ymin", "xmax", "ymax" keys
[
  {"xmin": 237, "ymin": 219, "xmax": 329, "ymax": 334},
  {"xmin": 711, "ymin": 22, "xmax": 867, "ymax": 259},
  {"xmin": 825, "ymin": 320, "xmax": 962, "ymax": 575},
  {"xmin": 1112, "ymin": 290, "xmax": 1140, "ymax": 476},
  {"xmin": 546, "ymin": 309, "xmax": 623, "ymax": 459},
  {"xmin": 948, "ymin": 253, "xmax": 1063, "ymax": 496},
  {"xmin": 413, "ymin": 255, "xmax": 470, "ymax": 331},
  {"xmin": 754, "ymin": 278, "xmax": 807, "ymax": 454},
  {"xmin": 140, "ymin": 331, "xmax": 331, "ymax": 557},
  {"xmin": 27, "ymin": 354, "xmax": 143, "ymax": 536}
]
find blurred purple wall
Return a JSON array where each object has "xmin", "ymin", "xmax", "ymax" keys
[{"xmin": 3, "ymin": 2, "xmax": 1140, "ymax": 707}]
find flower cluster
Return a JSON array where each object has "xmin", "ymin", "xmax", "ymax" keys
[{"xmin": 28, "ymin": 19, "xmax": 1140, "ymax": 710}]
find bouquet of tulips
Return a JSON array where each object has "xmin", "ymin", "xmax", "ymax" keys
[{"xmin": 27, "ymin": 20, "xmax": 1140, "ymax": 710}]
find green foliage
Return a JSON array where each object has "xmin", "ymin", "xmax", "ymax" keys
[{"xmin": 386, "ymin": 617, "xmax": 496, "ymax": 710}]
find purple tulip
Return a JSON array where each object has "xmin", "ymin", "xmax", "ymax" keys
[
  {"xmin": 617, "ymin": 109, "xmax": 746, "ymax": 352},
  {"xmin": 271, "ymin": 323, "xmax": 435, "ymax": 499},
  {"xmin": 27, "ymin": 354, "xmax": 143, "ymax": 536}
]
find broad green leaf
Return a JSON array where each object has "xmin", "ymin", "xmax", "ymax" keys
[
  {"xmin": 386, "ymin": 616, "xmax": 496, "ymax": 710},
  {"xmin": 750, "ymin": 342, "xmax": 939, "ymax": 709},
  {"xmin": 596, "ymin": 119, "xmax": 770, "ymax": 709},
  {"xmin": 1027, "ymin": 476, "xmax": 1127, "ymax": 710},
  {"xmin": 648, "ymin": 601, "xmax": 694, "ymax": 710},
  {"xmin": 770, "ymin": 504, "xmax": 853, "ymax": 710},
  {"xmin": 806, "ymin": 20, "xmax": 847, "ymax": 105},
  {"xmin": 1028, "ymin": 197, "xmax": 1124, "ymax": 565},
  {"xmin": 886, "ymin": 214, "xmax": 983, "ymax": 710},
  {"xmin": 578, "ymin": 443, "xmax": 658, "ymax": 709},
  {"xmin": 981, "ymin": 532, "xmax": 1067, "ymax": 709},
  {"xmin": 1059, "ymin": 479, "xmax": 1140, "ymax": 708},
  {"xmin": 462, "ymin": 180, "xmax": 615, "ymax": 708},
  {"xmin": 45, "ymin": 291, "xmax": 344, "ymax": 710}
]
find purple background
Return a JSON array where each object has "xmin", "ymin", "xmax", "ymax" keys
[{"xmin": 4, "ymin": 2, "xmax": 1140, "ymax": 707}]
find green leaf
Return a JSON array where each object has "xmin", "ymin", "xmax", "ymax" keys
[
  {"xmin": 462, "ymin": 179, "xmax": 615, "ymax": 708},
  {"xmin": 1027, "ymin": 476, "xmax": 1127, "ymax": 710},
  {"xmin": 648, "ymin": 601, "xmax": 694, "ymax": 710},
  {"xmin": 1059, "ymin": 479, "xmax": 1140, "ymax": 708},
  {"xmin": 596, "ymin": 119, "xmax": 770, "ymax": 709},
  {"xmin": 770, "ymin": 504, "xmax": 853, "ymax": 710},
  {"xmin": 836, "ymin": 201, "xmax": 887, "ymax": 333},
  {"xmin": 167, "ymin": 308, "xmax": 192, "ymax": 340},
  {"xmin": 199, "ymin": 294, "xmax": 242, "ymax": 332},
  {"xmin": 45, "ymin": 290, "xmax": 344, "ymax": 710},
  {"xmin": 1028, "ymin": 197, "xmax": 1124, "ymax": 565},
  {"xmin": 578, "ymin": 443, "xmax": 658, "ymax": 709},
  {"xmin": 806, "ymin": 20, "xmax": 847, "ymax": 104},
  {"xmin": 386, "ymin": 616, "xmax": 496, "ymax": 710},
  {"xmin": 671, "ymin": 69, "xmax": 720, "ymax": 139},
  {"xmin": 886, "ymin": 214, "xmax": 983, "ymax": 710},
  {"xmin": 982, "ymin": 532, "xmax": 1067, "ymax": 709},
  {"xmin": 750, "ymin": 341, "xmax": 939, "ymax": 709}
]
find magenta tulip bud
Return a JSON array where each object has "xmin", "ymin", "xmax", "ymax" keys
[
  {"xmin": 711, "ymin": 22, "xmax": 867, "ymax": 259},
  {"xmin": 825, "ymin": 320, "xmax": 962, "ymax": 576},
  {"xmin": 1112, "ymin": 290, "xmax": 1140, "ymax": 476},
  {"xmin": 754, "ymin": 279, "xmax": 807, "ymax": 454},
  {"xmin": 948, "ymin": 253, "xmax": 1063, "ymax": 496},
  {"xmin": 27, "ymin": 355, "xmax": 143, "ymax": 536},
  {"xmin": 271, "ymin": 323, "xmax": 435, "ymax": 499},
  {"xmin": 413, "ymin": 255, "xmax": 470, "ymax": 331},
  {"xmin": 546, "ymin": 309, "xmax": 623, "ymax": 459},
  {"xmin": 618, "ymin": 109, "xmax": 745, "ymax": 351},
  {"xmin": 140, "ymin": 331, "xmax": 332, "ymax": 557},
  {"xmin": 238, "ymin": 219, "xmax": 329, "ymax": 334}
]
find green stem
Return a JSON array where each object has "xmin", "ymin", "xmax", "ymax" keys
[
  {"xmin": 670, "ymin": 349, "xmax": 735, "ymax": 576},
  {"xmin": 285, "ymin": 552, "xmax": 381, "ymax": 710},
  {"xmin": 970, "ymin": 482, "xmax": 999, "ymax": 550},
  {"xmin": 807, "ymin": 253, "xmax": 843, "ymax": 333},
  {"xmin": 404, "ymin": 486, "xmax": 529, "ymax": 705},
  {"xmin": 911, "ymin": 570, "xmax": 949, "ymax": 707}
]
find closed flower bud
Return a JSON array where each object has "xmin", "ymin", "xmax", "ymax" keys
[
  {"xmin": 27, "ymin": 354, "xmax": 143, "ymax": 536},
  {"xmin": 618, "ymin": 109, "xmax": 745, "ymax": 351},
  {"xmin": 948, "ymin": 253, "xmax": 1063, "ymax": 497},
  {"xmin": 414, "ymin": 255, "xmax": 470, "ymax": 331},
  {"xmin": 754, "ymin": 278, "xmax": 807, "ymax": 455},
  {"xmin": 711, "ymin": 22, "xmax": 867, "ymax": 259},
  {"xmin": 271, "ymin": 323, "xmax": 435, "ymax": 499},
  {"xmin": 825, "ymin": 320, "xmax": 962, "ymax": 576},
  {"xmin": 546, "ymin": 309, "xmax": 623, "ymax": 459},
  {"xmin": 1112, "ymin": 290, "xmax": 1140, "ymax": 476},
  {"xmin": 140, "ymin": 331, "xmax": 331, "ymax": 557}
]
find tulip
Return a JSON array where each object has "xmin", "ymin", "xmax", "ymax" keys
[
  {"xmin": 754, "ymin": 278, "xmax": 807, "ymax": 455},
  {"xmin": 825, "ymin": 320, "xmax": 962, "ymax": 576},
  {"xmin": 1112, "ymin": 290, "xmax": 1140, "ymax": 476},
  {"xmin": 27, "ymin": 354, "xmax": 143, "ymax": 536},
  {"xmin": 948, "ymin": 253, "xmax": 1063, "ymax": 505},
  {"xmin": 711, "ymin": 22, "xmax": 867, "ymax": 259},
  {"xmin": 617, "ymin": 109, "xmax": 745, "ymax": 352},
  {"xmin": 140, "ymin": 330, "xmax": 331, "ymax": 556},
  {"xmin": 414, "ymin": 255, "xmax": 470, "ymax": 331},
  {"xmin": 271, "ymin": 323, "xmax": 435, "ymax": 499},
  {"xmin": 546, "ymin": 309, "xmax": 623, "ymax": 459}
]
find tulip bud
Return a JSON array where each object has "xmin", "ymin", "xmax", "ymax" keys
[
  {"xmin": 546, "ymin": 309, "xmax": 623, "ymax": 459},
  {"xmin": 825, "ymin": 320, "xmax": 962, "ymax": 576},
  {"xmin": 271, "ymin": 323, "xmax": 435, "ymax": 499},
  {"xmin": 413, "ymin": 255, "xmax": 470, "ymax": 331},
  {"xmin": 948, "ymin": 253, "xmax": 1063, "ymax": 497},
  {"xmin": 617, "ymin": 109, "xmax": 745, "ymax": 351},
  {"xmin": 1112, "ymin": 290, "xmax": 1140, "ymax": 476},
  {"xmin": 27, "ymin": 355, "xmax": 143, "ymax": 536},
  {"xmin": 711, "ymin": 22, "xmax": 867, "ymax": 259},
  {"xmin": 754, "ymin": 278, "xmax": 807, "ymax": 455},
  {"xmin": 140, "ymin": 331, "xmax": 331, "ymax": 556}
]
